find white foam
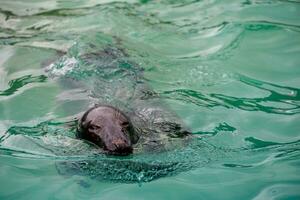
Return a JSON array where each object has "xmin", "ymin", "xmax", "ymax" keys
[{"xmin": 46, "ymin": 56, "xmax": 78, "ymax": 77}]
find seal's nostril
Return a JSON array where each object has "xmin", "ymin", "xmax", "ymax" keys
[{"xmin": 112, "ymin": 138, "xmax": 126, "ymax": 146}]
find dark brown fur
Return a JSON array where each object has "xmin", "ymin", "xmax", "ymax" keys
[{"xmin": 77, "ymin": 105, "xmax": 139, "ymax": 156}]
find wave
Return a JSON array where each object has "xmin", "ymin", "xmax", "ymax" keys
[{"xmin": 157, "ymin": 74, "xmax": 300, "ymax": 115}]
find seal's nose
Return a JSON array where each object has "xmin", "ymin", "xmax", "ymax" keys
[{"xmin": 110, "ymin": 138, "xmax": 133, "ymax": 156}]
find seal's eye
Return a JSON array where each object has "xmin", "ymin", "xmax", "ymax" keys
[
  {"xmin": 89, "ymin": 124, "xmax": 101, "ymax": 131},
  {"xmin": 121, "ymin": 121, "xmax": 129, "ymax": 127}
]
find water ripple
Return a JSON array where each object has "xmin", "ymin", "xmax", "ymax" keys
[
  {"xmin": 0, "ymin": 0, "xmax": 299, "ymax": 196},
  {"xmin": 158, "ymin": 74, "xmax": 300, "ymax": 115},
  {"xmin": 0, "ymin": 74, "xmax": 47, "ymax": 96}
]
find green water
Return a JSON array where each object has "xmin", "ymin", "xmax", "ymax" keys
[{"xmin": 0, "ymin": 0, "xmax": 300, "ymax": 199}]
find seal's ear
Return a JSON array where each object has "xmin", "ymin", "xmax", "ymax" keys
[
  {"xmin": 76, "ymin": 106, "xmax": 96, "ymax": 138},
  {"xmin": 128, "ymin": 121, "xmax": 140, "ymax": 144},
  {"xmin": 122, "ymin": 110, "xmax": 139, "ymax": 144},
  {"xmin": 77, "ymin": 120, "xmax": 92, "ymax": 139},
  {"xmin": 131, "ymin": 133, "xmax": 139, "ymax": 144},
  {"xmin": 93, "ymin": 103, "xmax": 101, "ymax": 108}
]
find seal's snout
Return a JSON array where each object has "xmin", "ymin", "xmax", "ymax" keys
[
  {"xmin": 112, "ymin": 138, "xmax": 130, "ymax": 149},
  {"xmin": 99, "ymin": 121, "xmax": 133, "ymax": 156},
  {"xmin": 109, "ymin": 138, "xmax": 133, "ymax": 155}
]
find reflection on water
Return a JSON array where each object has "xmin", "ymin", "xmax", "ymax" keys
[{"xmin": 0, "ymin": 0, "xmax": 300, "ymax": 199}]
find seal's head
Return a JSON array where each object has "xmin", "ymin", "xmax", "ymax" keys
[{"xmin": 77, "ymin": 105, "xmax": 138, "ymax": 156}]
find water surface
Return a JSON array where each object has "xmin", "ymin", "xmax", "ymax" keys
[{"xmin": 0, "ymin": 0, "xmax": 300, "ymax": 199}]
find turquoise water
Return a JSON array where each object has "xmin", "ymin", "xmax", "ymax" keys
[{"xmin": 0, "ymin": 0, "xmax": 300, "ymax": 199}]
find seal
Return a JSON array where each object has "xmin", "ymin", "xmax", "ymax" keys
[
  {"xmin": 46, "ymin": 36, "xmax": 196, "ymax": 182},
  {"xmin": 47, "ymin": 36, "xmax": 191, "ymax": 157},
  {"xmin": 77, "ymin": 105, "xmax": 139, "ymax": 156}
]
